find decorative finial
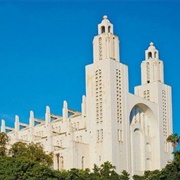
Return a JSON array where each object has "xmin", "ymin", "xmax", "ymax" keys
[
  {"xmin": 150, "ymin": 42, "xmax": 154, "ymax": 46},
  {"xmin": 103, "ymin": 15, "xmax": 108, "ymax": 19}
]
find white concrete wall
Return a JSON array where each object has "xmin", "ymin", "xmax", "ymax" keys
[{"xmin": 1, "ymin": 16, "xmax": 173, "ymax": 177}]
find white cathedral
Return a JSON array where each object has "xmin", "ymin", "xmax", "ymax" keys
[{"xmin": 1, "ymin": 16, "xmax": 173, "ymax": 176}]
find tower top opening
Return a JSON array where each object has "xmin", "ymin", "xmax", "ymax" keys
[
  {"xmin": 98, "ymin": 15, "xmax": 113, "ymax": 34},
  {"xmin": 145, "ymin": 42, "xmax": 159, "ymax": 60}
]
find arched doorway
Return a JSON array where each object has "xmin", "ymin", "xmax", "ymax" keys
[{"xmin": 129, "ymin": 103, "xmax": 157, "ymax": 175}]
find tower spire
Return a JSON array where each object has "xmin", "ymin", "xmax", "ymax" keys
[
  {"xmin": 93, "ymin": 15, "xmax": 120, "ymax": 63},
  {"xmin": 145, "ymin": 42, "xmax": 159, "ymax": 60},
  {"xmin": 141, "ymin": 42, "xmax": 164, "ymax": 84},
  {"xmin": 98, "ymin": 15, "xmax": 113, "ymax": 34}
]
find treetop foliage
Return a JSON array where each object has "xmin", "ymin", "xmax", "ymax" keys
[
  {"xmin": 10, "ymin": 141, "xmax": 53, "ymax": 166},
  {"xmin": 0, "ymin": 132, "xmax": 180, "ymax": 179},
  {"xmin": 0, "ymin": 132, "xmax": 9, "ymax": 156},
  {"xmin": 0, "ymin": 132, "xmax": 129, "ymax": 179}
]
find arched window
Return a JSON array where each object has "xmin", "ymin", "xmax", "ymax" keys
[
  {"xmin": 154, "ymin": 52, "xmax": 157, "ymax": 58},
  {"xmin": 134, "ymin": 128, "xmax": 140, "ymax": 133},
  {"xmin": 108, "ymin": 26, "xmax": 111, "ymax": 33},
  {"xmin": 148, "ymin": 52, "xmax": 152, "ymax": 59},
  {"xmin": 101, "ymin": 26, "xmax": 105, "ymax": 33},
  {"xmin": 82, "ymin": 156, "xmax": 84, "ymax": 169},
  {"xmin": 56, "ymin": 153, "xmax": 60, "ymax": 170},
  {"xmin": 60, "ymin": 156, "xmax": 64, "ymax": 170},
  {"xmin": 133, "ymin": 128, "xmax": 143, "ymax": 172},
  {"xmin": 146, "ymin": 158, "xmax": 151, "ymax": 170}
]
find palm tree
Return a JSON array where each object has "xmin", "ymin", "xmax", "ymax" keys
[{"xmin": 167, "ymin": 133, "xmax": 180, "ymax": 151}]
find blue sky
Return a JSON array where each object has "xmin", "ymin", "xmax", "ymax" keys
[{"xmin": 0, "ymin": 1, "xmax": 179, "ymax": 136}]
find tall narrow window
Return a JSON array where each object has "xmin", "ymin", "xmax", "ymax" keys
[
  {"xmin": 148, "ymin": 52, "xmax": 152, "ymax": 59},
  {"xmin": 77, "ymin": 122, "xmax": 79, "ymax": 130},
  {"xmin": 101, "ymin": 129, "xmax": 103, "ymax": 142},
  {"xmin": 108, "ymin": 26, "xmax": 111, "ymax": 33},
  {"xmin": 60, "ymin": 156, "xmax": 64, "ymax": 170},
  {"xmin": 118, "ymin": 129, "xmax": 123, "ymax": 142},
  {"xmin": 99, "ymin": 37, "xmax": 102, "ymax": 60},
  {"xmin": 146, "ymin": 158, "xmax": 151, "ymax": 170},
  {"xmin": 101, "ymin": 26, "xmax": 105, "ymax": 33},
  {"xmin": 116, "ymin": 69, "xmax": 122, "ymax": 123},
  {"xmin": 146, "ymin": 62, "xmax": 150, "ymax": 83},
  {"xmin": 97, "ymin": 130, "xmax": 100, "ymax": 142},
  {"xmin": 82, "ymin": 156, "xmax": 84, "ymax": 169},
  {"xmin": 56, "ymin": 153, "xmax": 60, "ymax": 170},
  {"xmin": 154, "ymin": 52, "xmax": 157, "ymax": 58},
  {"xmin": 162, "ymin": 90, "xmax": 167, "ymax": 137},
  {"xmin": 95, "ymin": 69, "xmax": 103, "ymax": 122},
  {"xmin": 112, "ymin": 37, "xmax": 115, "ymax": 59}
]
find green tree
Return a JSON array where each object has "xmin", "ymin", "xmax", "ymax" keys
[
  {"xmin": 27, "ymin": 142, "xmax": 53, "ymax": 166},
  {"xmin": 132, "ymin": 174, "xmax": 144, "ymax": 180},
  {"xmin": 120, "ymin": 170, "xmax": 130, "ymax": 180},
  {"xmin": 9, "ymin": 141, "xmax": 28, "ymax": 157},
  {"xmin": 65, "ymin": 168, "xmax": 91, "ymax": 180},
  {"xmin": 100, "ymin": 161, "xmax": 117, "ymax": 179},
  {"xmin": 0, "ymin": 136, "xmax": 60, "ymax": 179},
  {"xmin": 9, "ymin": 141, "xmax": 53, "ymax": 166},
  {"xmin": 0, "ymin": 156, "xmax": 60, "ymax": 180},
  {"xmin": 90, "ymin": 161, "xmax": 121, "ymax": 180},
  {"xmin": 91, "ymin": 164, "xmax": 101, "ymax": 179},
  {"xmin": 0, "ymin": 132, "xmax": 9, "ymax": 156}
]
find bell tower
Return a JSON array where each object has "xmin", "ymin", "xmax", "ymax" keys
[
  {"xmin": 134, "ymin": 42, "xmax": 173, "ymax": 171},
  {"xmin": 86, "ymin": 15, "xmax": 130, "ymax": 173},
  {"xmin": 98, "ymin": 15, "xmax": 113, "ymax": 34},
  {"xmin": 141, "ymin": 42, "xmax": 164, "ymax": 85},
  {"xmin": 93, "ymin": 15, "xmax": 120, "ymax": 63}
]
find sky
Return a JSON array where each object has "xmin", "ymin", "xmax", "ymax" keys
[{"xmin": 0, "ymin": 0, "xmax": 179, "ymax": 136}]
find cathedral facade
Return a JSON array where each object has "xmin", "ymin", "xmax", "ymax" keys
[{"xmin": 1, "ymin": 16, "xmax": 173, "ymax": 176}]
